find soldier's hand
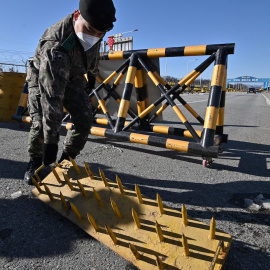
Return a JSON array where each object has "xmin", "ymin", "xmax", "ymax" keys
[{"xmin": 43, "ymin": 144, "xmax": 58, "ymax": 167}]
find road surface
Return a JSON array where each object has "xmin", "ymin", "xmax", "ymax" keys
[{"xmin": 0, "ymin": 92, "xmax": 269, "ymax": 270}]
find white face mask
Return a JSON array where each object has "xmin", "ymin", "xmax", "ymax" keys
[{"xmin": 76, "ymin": 32, "xmax": 100, "ymax": 51}]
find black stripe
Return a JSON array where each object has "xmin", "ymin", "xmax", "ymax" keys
[
  {"xmin": 168, "ymin": 127, "xmax": 185, "ymax": 136},
  {"xmin": 114, "ymin": 117, "xmax": 126, "ymax": 132},
  {"xmin": 130, "ymin": 53, "xmax": 138, "ymax": 67},
  {"xmin": 206, "ymin": 43, "xmax": 235, "ymax": 55},
  {"xmin": 188, "ymin": 142, "xmax": 219, "ymax": 157},
  {"xmin": 215, "ymin": 49, "xmax": 227, "ymax": 65},
  {"xmin": 165, "ymin": 47, "xmax": 185, "ymax": 57},
  {"xmin": 216, "ymin": 126, "xmax": 224, "ymax": 136},
  {"xmin": 148, "ymin": 136, "xmax": 167, "ymax": 148},
  {"xmin": 115, "ymin": 58, "xmax": 130, "ymax": 73},
  {"xmin": 219, "ymin": 91, "xmax": 226, "ymax": 107},
  {"xmin": 122, "ymin": 83, "xmax": 134, "ymax": 100},
  {"xmin": 136, "ymin": 87, "xmax": 146, "ymax": 101},
  {"xmin": 207, "ymin": 86, "xmax": 222, "ymax": 107},
  {"xmin": 194, "ymin": 54, "xmax": 215, "ymax": 73},
  {"xmin": 201, "ymin": 128, "xmax": 216, "ymax": 148}
]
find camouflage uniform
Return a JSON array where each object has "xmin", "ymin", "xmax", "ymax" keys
[{"xmin": 26, "ymin": 14, "xmax": 100, "ymax": 158}]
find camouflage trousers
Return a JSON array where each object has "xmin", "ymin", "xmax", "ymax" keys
[{"xmin": 27, "ymin": 83, "xmax": 93, "ymax": 158}]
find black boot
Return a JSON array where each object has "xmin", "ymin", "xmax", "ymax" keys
[
  {"xmin": 58, "ymin": 151, "xmax": 76, "ymax": 164},
  {"xmin": 24, "ymin": 157, "xmax": 43, "ymax": 185}
]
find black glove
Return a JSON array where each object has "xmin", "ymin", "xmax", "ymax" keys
[{"xmin": 43, "ymin": 143, "xmax": 58, "ymax": 167}]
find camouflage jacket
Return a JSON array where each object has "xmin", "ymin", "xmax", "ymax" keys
[{"xmin": 29, "ymin": 13, "xmax": 100, "ymax": 144}]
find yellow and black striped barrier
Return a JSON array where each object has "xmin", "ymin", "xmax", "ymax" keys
[{"xmin": 12, "ymin": 43, "xmax": 234, "ymax": 166}]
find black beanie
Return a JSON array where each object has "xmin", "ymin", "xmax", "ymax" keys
[{"xmin": 79, "ymin": 0, "xmax": 116, "ymax": 32}]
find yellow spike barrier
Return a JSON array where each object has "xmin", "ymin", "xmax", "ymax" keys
[
  {"xmin": 77, "ymin": 180, "xmax": 89, "ymax": 199},
  {"xmin": 110, "ymin": 198, "xmax": 122, "ymax": 218},
  {"xmin": 182, "ymin": 204, "xmax": 188, "ymax": 226},
  {"xmin": 87, "ymin": 213, "xmax": 100, "ymax": 232},
  {"xmin": 93, "ymin": 188, "xmax": 104, "ymax": 207},
  {"xmin": 209, "ymin": 217, "xmax": 216, "ymax": 239},
  {"xmin": 69, "ymin": 157, "xmax": 81, "ymax": 174},
  {"xmin": 43, "ymin": 184, "xmax": 54, "ymax": 201},
  {"xmin": 105, "ymin": 225, "xmax": 118, "ymax": 245},
  {"xmin": 50, "ymin": 165, "xmax": 62, "ymax": 184},
  {"xmin": 132, "ymin": 208, "xmax": 141, "ymax": 229},
  {"xmin": 116, "ymin": 174, "xmax": 125, "ymax": 195},
  {"xmin": 156, "ymin": 256, "xmax": 164, "ymax": 270},
  {"xmin": 63, "ymin": 173, "xmax": 74, "ymax": 191},
  {"xmin": 60, "ymin": 192, "xmax": 69, "ymax": 212},
  {"xmin": 157, "ymin": 193, "xmax": 164, "ymax": 215},
  {"xmin": 70, "ymin": 202, "xmax": 82, "ymax": 220},
  {"xmin": 135, "ymin": 184, "xmax": 143, "ymax": 204},
  {"xmin": 129, "ymin": 243, "xmax": 141, "ymax": 260},
  {"xmin": 31, "ymin": 176, "xmax": 43, "ymax": 193},
  {"xmin": 155, "ymin": 221, "xmax": 164, "ymax": 242},
  {"xmin": 31, "ymin": 160, "xmax": 232, "ymax": 270},
  {"xmin": 182, "ymin": 234, "xmax": 190, "ymax": 257},
  {"xmin": 99, "ymin": 168, "xmax": 109, "ymax": 187},
  {"xmin": 84, "ymin": 162, "xmax": 94, "ymax": 179}
]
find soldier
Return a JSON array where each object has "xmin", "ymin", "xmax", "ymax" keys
[{"xmin": 24, "ymin": 0, "xmax": 116, "ymax": 184}]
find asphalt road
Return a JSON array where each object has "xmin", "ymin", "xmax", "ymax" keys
[{"xmin": 0, "ymin": 92, "xmax": 269, "ymax": 270}]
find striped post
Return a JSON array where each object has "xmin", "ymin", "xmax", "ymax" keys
[
  {"xmin": 201, "ymin": 49, "xmax": 227, "ymax": 148},
  {"xmin": 134, "ymin": 65, "xmax": 148, "ymax": 126},
  {"xmin": 114, "ymin": 53, "xmax": 138, "ymax": 133},
  {"xmin": 216, "ymin": 56, "xmax": 228, "ymax": 136}
]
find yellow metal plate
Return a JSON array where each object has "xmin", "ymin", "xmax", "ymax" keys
[{"xmin": 32, "ymin": 161, "xmax": 231, "ymax": 270}]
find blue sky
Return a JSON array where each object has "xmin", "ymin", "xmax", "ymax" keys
[{"xmin": 1, "ymin": 0, "xmax": 269, "ymax": 80}]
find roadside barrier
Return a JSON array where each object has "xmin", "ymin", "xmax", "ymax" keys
[
  {"xmin": 12, "ymin": 43, "xmax": 235, "ymax": 167},
  {"xmin": 32, "ymin": 160, "xmax": 232, "ymax": 270}
]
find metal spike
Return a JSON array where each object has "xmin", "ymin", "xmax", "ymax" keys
[
  {"xmin": 116, "ymin": 174, "xmax": 125, "ymax": 195},
  {"xmin": 70, "ymin": 202, "xmax": 82, "ymax": 220},
  {"xmin": 135, "ymin": 184, "xmax": 143, "ymax": 204},
  {"xmin": 157, "ymin": 193, "xmax": 164, "ymax": 215},
  {"xmin": 132, "ymin": 208, "xmax": 141, "ymax": 229},
  {"xmin": 60, "ymin": 192, "xmax": 68, "ymax": 211},
  {"xmin": 63, "ymin": 173, "xmax": 74, "ymax": 191},
  {"xmin": 129, "ymin": 243, "xmax": 141, "ymax": 260},
  {"xmin": 182, "ymin": 234, "xmax": 190, "ymax": 257},
  {"xmin": 182, "ymin": 204, "xmax": 188, "ymax": 226},
  {"xmin": 43, "ymin": 184, "xmax": 54, "ymax": 201},
  {"xmin": 156, "ymin": 256, "xmax": 164, "ymax": 270},
  {"xmin": 93, "ymin": 188, "xmax": 104, "ymax": 207},
  {"xmin": 34, "ymin": 164, "xmax": 45, "ymax": 183},
  {"xmin": 105, "ymin": 225, "xmax": 118, "ymax": 244},
  {"xmin": 99, "ymin": 168, "xmax": 109, "ymax": 187},
  {"xmin": 110, "ymin": 198, "xmax": 122, "ymax": 218},
  {"xmin": 77, "ymin": 180, "xmax": 88, "ymax": 199},
  {"xmin": 69, "ymin": 157, "xmax": 81, "ymax": 174},
  {"xmin": 31, "ymin": 176, "xmax": 42, "ymax": 193},
  {"xmin": 87, "ymin": 213, "xmax": 100, "ymax": 232},
  {"xmin": 155, "ymin": 221, "xmax": 164, "ymax": 242},
  {"xmin": 209, "ymin": 217, "xmax": 216, "ymax": 239},
  {"xmin": 50, "ymin": 165, "xmax": 62, "ymax": 183},
  {"xmin": 84, "ymin": 162, "xmax": 94, "ymax": 179}
]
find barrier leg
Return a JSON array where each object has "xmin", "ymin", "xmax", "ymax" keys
[
  {"xmin": 201, "ymin": 49, "xmax": 227, "ymax": 149},
  {"xmin": 115, "ymin": 53, "xmax": 138, "ymax": 132}
]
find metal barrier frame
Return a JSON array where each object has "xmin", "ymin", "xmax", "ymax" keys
[{"xmin": 12, "ymin": 43, "xmax": 235, "ymax": 166}]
